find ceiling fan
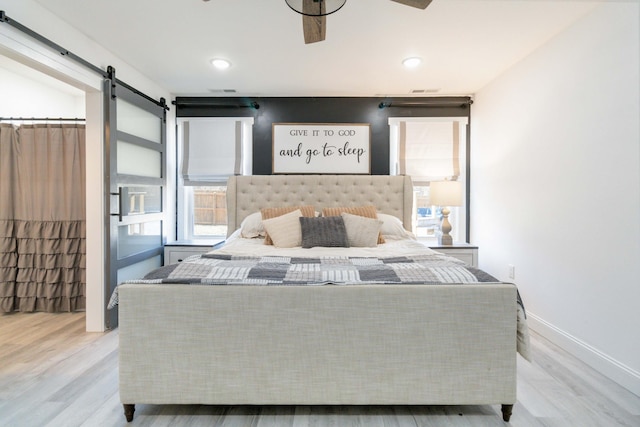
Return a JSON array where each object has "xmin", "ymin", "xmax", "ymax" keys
[{"xmin": 285, "ymin": 0, "xmax": 433, "ymax": 44}]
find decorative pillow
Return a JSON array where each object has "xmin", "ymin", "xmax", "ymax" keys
[
  {"xmin": 261, "ymin": 209, "xmax": 303, "ymax": 248},
  {"xmin": 321, "ymin": 205, "xmax": 385, "ymax": 244},
  {"xmin": 299, "ymin": 216, "xmax": 349, "ymax": 248},
  {"xmin": 240, "ymin": 212, "xmax": 265, "ymax": 238},
  {"xmin": 341, "ymin": 212, "xmax": 383, "ymax": 247},
  {"xmin": 261, "ymin": 205, "xmax": 315, "ymax": 245},
  {"xmin": 377, "ymin": 213, "xmax": 414, "ymax": 240}
]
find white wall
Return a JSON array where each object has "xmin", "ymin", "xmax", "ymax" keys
[
  {"xmin": 0, "ymin": 65, "xmax": 85, "ymax": 117},
  {"xmin": 471, "ymin": 3, "xmax": 640, "ymax": 395}
]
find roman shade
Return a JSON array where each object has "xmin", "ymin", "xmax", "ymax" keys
[
  {"xmin": 397, "ymin": 120, "xmax": 462, "ymax": 185},
  {"xmin": 181, "ymin": 119, "xmax": 251, "ymax": 185}
]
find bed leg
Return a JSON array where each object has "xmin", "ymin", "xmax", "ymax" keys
[
  {"xmin": 123, "ymin": 404, "xmax": 135, "ymax": 422},
  {"xmin": 501, "ymin": 404, "xmax": 513, "ymax": 422}
]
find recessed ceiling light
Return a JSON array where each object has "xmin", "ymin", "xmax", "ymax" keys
[
  {"xmin": 211, "ymin": 58, "xmax": 231, "ymax": 70},
  {"xmin": 402, "ymin": 57, "xmax": 422, "ymax": 68}
]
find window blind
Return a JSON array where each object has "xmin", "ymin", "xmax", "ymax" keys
[
  {"xmin": 181, "ymin": 119, "xmax": 242, "ymax": 185},
  {"xmin": 398, "ymin": 120, "xmax": 461, "ymax": 185}
]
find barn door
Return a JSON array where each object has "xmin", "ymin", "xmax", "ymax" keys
[{"xmin": 104, "ymin": 67, "xmax": 167, "ymax": 328}]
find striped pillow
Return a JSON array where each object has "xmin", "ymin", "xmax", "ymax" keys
[
  {"xmin": 299, "ymin": 216, "xmax": 349, "ymax": 248},
  {"xmin": 321, "ymin": 205, "xmax": 385, "ymax": 244},
  {"xmin": 261, "ymin": 209, "xmax": 303, "ymax": 248},
  {"xmin": 341, "ymin": 213, "xmax": 383, "ymax": 247},
  {"xmin": 261, "ymin": 205, "xmax": 315, "ymax": 245}
]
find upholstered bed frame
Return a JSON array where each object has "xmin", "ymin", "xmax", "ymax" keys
[
  {"xmin": 117, "ymin": 175, "xmax": 518, "ymax": 422},
  {"xmin": 226, "ymin": 175, "xmax": 414, "ymax": 236}
]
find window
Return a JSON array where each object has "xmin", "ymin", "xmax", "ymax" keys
[
  {"xmin": 389, "ymin": 117, "xmax": 468, "ymax": 244},
  {"xmin": 176, "ymin": 117, "xmax": 253, "ymax": 240}
]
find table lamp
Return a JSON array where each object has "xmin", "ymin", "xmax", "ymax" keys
[{"xmin": 430, "ymin": 180, "xmax": 463, "ymax": 245}]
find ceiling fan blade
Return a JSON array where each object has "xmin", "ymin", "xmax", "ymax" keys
[
  {"xmin": 303, "ymin": 15, "xmax": 326, "ymax": 44},
  {"xmin": 302, "ymin": 0, "xmax": 326, "ymax": 44},
  {"xmin": 390, "ymin": 0, "xmax": 433, "ymax": 9}
]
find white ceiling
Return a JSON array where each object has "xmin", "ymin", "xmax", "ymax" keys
[{"xmin": 19, "ymin": 0, "xmax": 604, "ymax": 97}]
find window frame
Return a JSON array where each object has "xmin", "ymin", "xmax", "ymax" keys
[
  {"xmin": 388, "ymin": 117, "xmax": 469, "ymax": 245},
  {"xmin": 175, "ymin": 117, "xmax": 253, "ymax": 241}
]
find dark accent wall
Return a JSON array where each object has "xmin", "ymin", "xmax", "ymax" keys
[{"xmin": 174, "ymin": 96, "xmax": 471, "ymax": 175}]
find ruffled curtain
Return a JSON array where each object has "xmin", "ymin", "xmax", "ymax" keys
[{"xmin": 0, "ymin": 123, "xmax": 86, "ymax": 312}]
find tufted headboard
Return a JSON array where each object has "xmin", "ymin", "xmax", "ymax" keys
[{"xmin": 226, "ymin": 175, "xmax": 414, "ymax": 237}]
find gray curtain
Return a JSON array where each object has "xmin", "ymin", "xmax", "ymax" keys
[{"xmin": 0, "ymin": 123, "xmax": 86, "ymax": 312}]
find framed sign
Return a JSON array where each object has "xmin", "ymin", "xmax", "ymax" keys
[{"xmin": 272, "ymin": 123, "xmax": 370, "ymax": 174}]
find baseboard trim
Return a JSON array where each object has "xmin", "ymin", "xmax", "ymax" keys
[{"xmin": 527, "ymin": 312, "xmax": 640, "ymax": 397}]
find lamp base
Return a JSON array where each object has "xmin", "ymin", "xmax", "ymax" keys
[
  {"xmin": 439, "ymin": 207, "xmax": 454, "ymax": 246},
  {"xmin": 438, "ymin": 234, "xmax": 453, "ymax": 246}
]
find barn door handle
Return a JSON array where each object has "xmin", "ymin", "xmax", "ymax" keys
[{"xmin": 110, "ymin": 188, "xmax": 123, "ymax": 222}]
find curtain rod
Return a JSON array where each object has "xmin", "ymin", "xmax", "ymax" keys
[
  {"xmin": 0, "ymin": 10, "xmax": 168, "ymax": 111},
  {"xmin": 0, "ymin": 117, "xmax": 86, "ymax": 122},
  {"xmin": 173, "ymin": 100, "xmax": 260, "ymax": 109},
  {"xmin": 379, "ymin": 100, "xmax": 473, "ymax": 109}
]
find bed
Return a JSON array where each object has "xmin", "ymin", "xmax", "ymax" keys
[{"xmin": 112, "ymin": 174, "xmax": 530, "ymax": 423}]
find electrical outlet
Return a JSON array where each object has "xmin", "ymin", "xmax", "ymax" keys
[{"xmin": 508, "ymin": 264, "xmax": 515, "ymax": 280}]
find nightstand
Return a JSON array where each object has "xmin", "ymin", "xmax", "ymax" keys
[
  {"xmin": 164, "ymin": 239, "xmax": 224, "ymax": 265},
  {"xmin": 429, "ymin": 243, "xmax": 478, "ymax": 267}
]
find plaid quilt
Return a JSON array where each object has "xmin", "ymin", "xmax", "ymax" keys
[
  {"xmin": 110, "ymin": 252, "xmax": 502, "ymax": 304},
  {"xmin": 108, "ymin": 252, "xmax": 531, "ymax": 360}
]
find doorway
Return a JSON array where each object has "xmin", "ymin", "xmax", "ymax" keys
[
  {"xmin": 0, "ymin": 7, "xmax": 172, "ymax": 332},
  {"xmin": 0, "ymin": 52, "xmax": 106, "ymax": 331}
]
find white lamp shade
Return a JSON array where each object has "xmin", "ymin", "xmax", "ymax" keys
[{"xmin": 430, "ymin": 180, "xmax": 463, "ymax": 206}]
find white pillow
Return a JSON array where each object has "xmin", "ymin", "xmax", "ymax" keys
[
  {"xmin": 240, "ymin": 212, "xmax": 265, "ymax": 238},
  {"xmin": 341, "ymin": 212, "xmax": 383, "ymax": 247},
  {"xmin": 378, "ymin": 213, "xmax": 414, "ymax": 240},
  {"xmin": 261, "ymin": 209, "xmax": 303, "ymax": 248}
]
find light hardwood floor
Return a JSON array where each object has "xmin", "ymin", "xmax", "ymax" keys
[{"xmin": 0, "ymin": 312, "xmax": 638, "ymax": 427}]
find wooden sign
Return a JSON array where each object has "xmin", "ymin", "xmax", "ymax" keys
[{"xmin": 272, "ymin": 123, "xmax": 371, "ymax": 174}]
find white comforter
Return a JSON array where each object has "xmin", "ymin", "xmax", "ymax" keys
[{"xmin": 213, "ymin": 229, "xmax": 442, "ymax": 259}]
